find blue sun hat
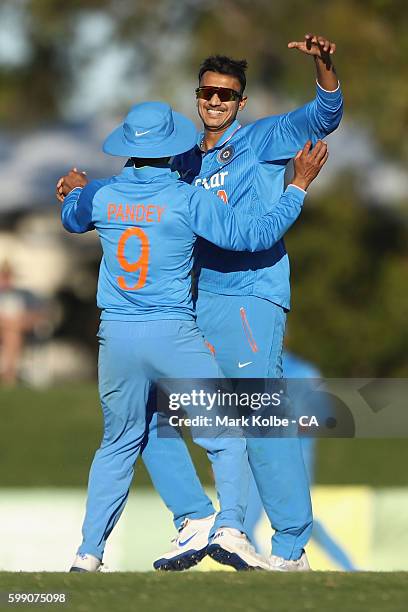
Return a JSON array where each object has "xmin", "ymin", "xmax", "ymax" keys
[{"xmin": 103, "ymin": 101, "xmax": 197, "ymax": 158}]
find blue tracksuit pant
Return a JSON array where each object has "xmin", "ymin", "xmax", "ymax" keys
[
  {"xmin": 142, "ymin": 293, "xmax": 312, "ymax": 560},
  {"xmin": 244, "ymin": 436, "xmax": 356, "ymax": 570},
  {"xmin": 78, "ymin": 319, "xmax": 248, "ymax": 560}
]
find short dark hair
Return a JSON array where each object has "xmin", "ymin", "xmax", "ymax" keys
[{"xmin": 198, "ymin": 55, "xmax": 248, "ymax": 93}]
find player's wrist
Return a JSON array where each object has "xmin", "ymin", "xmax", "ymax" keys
[
  {"xmin": 290, "ymin": 177, "xmax": 308, "ymax": 192},
  {"xmin": 316, "ymin": 79, "xmax": 340, "ymax": 93},
  {"xmin": 314, "ymin": 54, "xmax": 333, "ymax": 68},
  {"xmin": 67, "ymin": 186, "xmax": 84, "ymax": 194}
]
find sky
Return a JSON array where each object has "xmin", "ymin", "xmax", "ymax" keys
[
  {"xmin": 0, "ymin": 1, "xmax": 30, "ymax": 66},
  {"xmin": 0, "ymin": 4, "xmax": 147, "ymax": 119}
]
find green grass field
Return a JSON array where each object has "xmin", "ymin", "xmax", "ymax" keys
[
  {"xmin": 1, "ymin": 385, "xmax": 408, "ymax": 609},
  {"xmin": 1, "ymin": 572, "xmax": 407, "ymax": 612},
  {"xmin": 1, "ymin": 384, "xmax": 408, "ymax": 487}
]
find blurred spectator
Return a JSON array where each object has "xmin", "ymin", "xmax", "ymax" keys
[{"xmin": 0, "ymin": 260, "xmax": 46, "ymax": 385}]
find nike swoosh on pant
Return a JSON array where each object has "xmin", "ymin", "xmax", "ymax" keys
[{"xmin": 238, "ymin": 362, "xmax": 252, "ymax": 368}]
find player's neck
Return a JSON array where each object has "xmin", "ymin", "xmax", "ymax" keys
[{"xmin": 201, "ymin": 127, "xmax": 229, "ymax": 152}]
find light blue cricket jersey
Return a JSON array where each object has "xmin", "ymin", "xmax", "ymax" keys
[
  {"xmin": 173, "ymin": 83, "xmax": 343, "ymax": 310},
  {"xmin": 61, "ymin": 165, "xmax": 306, "ymax": 321}
]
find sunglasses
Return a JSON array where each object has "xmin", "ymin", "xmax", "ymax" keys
[{"xmin": 195, "ymin": 86, "xmax": 242, "ymax": 102}]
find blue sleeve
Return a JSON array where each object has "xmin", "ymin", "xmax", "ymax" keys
[
  {"xmin": 246, "ymin": 82, "xmax": 343, "ymax": 161},
  {"xmin": 188, "ymin": 184, "xmax": 305, "ymax": 252},
  {"xmin": 61, "ymin": 179, "xmax": 108, "ymax": 233}
]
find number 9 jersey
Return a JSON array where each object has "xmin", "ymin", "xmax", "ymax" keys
[{"xmin": 61, "ymin": 163, "xmax": 306, "ymax": 321}]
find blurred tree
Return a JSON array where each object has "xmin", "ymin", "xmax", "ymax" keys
[
  {"xmin": 2, "ymin": 0, "xmax": 408, "ymax": 159},
  {"xmin": 191, "ymin": 0, "xmax": 408, "ymax": 162},
  {"xmin": 0, "ymin": 0, "xmax": 107, "ymax": 124},
  {"xmin": 0, "ymin": 0, "xmax": 205, "ymax": 124},
  {"xmin": 286, "ymin": 177, "xmax": 408, "ymax": 376}
]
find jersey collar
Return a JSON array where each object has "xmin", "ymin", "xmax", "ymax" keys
[
  {"xmin": 198, "ymin": 119, "xmax": 241, "ymax": 152},
  {"xmin": 120, "ymin": 164, "xmax": 178, "ymax": 182}
]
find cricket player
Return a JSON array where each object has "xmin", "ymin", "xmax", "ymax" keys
[
  {"xmin": 139, "ymin": 34, "xmax": 343, "ymax": 572},
  {"xmin": 56, "ymin": 101, "xmax": 328, "ymax": 572},
  {"xmin": 244, "ymin": 350, "xmax": 357, "ymax": 570}
]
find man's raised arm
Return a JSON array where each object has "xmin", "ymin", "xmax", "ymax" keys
[
  {"xmin": 247, "ymin": 34, "xmax": 343, "ymax": 160},
  {"xmin": 288, "ymin": 33, "xmax": 338, "ymax": 92}
]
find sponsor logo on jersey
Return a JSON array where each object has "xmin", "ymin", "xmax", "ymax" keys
[{"xmin": 194, "ymin": 171, "xmax": 228, "ymax": 190}]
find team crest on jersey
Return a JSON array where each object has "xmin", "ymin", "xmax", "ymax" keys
[{"xmin": 217, "ymin": 145, "xmax": 234, "ymax": 164}]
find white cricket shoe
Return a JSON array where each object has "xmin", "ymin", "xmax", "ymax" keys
[
  {"xmin": 268, "ymin": 551, "xmax": 311, "ymax": 572},
  {"xmin": 207, "ymin": 528, "xmax": 270, "ymax": 571},
  {"xmin": 153, "ymin": 514, "xmax": 216, "ymax": 571},
  {"xmin": 69, "ymin": 553, "xmax": 102, "ymax": 573}
]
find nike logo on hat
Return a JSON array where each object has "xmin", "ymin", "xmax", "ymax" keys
[{"xmin": 135, "ymin": 130, "xmax": 151, "ymax": 137}]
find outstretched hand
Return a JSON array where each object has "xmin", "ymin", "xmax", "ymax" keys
[
  {"xmin": 291, "ymin": 140, "xmax": 329, "ymax": 191},
  {"xmin": 56, "ymin": 168, "xmax": 88, "ymax": 203},
  {"xmin": 288, "ymin": 33, "xmax": 336, "ymax": 62}
]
